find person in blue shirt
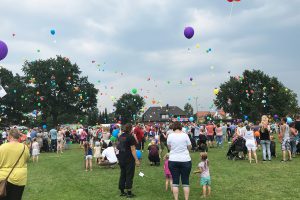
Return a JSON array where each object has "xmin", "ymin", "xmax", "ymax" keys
[
  {"xmin": 30, "ymin": 128, "xmax": 37, "ymax": 140},
  {"xmin": 49, "ymin": 128, "xmax": 57, "ymax": 152}
]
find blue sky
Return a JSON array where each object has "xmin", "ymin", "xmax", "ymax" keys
[{"xmin": 0, "ymin": 0, "xmax": 299, "ymax": 113}]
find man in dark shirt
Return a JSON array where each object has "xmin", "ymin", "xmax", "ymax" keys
[{"xmin": 117, "ymin": 124, "xmax": 140, "ymax": 198}]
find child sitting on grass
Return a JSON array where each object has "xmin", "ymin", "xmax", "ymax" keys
[
  {"xmin": 84, "ymin": 142, "xmax": 93, "ymax": 171},
  {"xmin": 194, "ymin": 152, "xmax": 211, "ymax": 198}
]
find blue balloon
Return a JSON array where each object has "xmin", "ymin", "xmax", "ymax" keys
[
  {"xmin": 50, "ymin": 29, "xmax": 56, "ymax": 35},
  {"xmin": 136, "ymin": 150, "xmax": 142, "ymax": 160},
  {"xmin": 189, "ymin": 117, "xmax": 194, "ymax": 122},
  {"xmin": 42, "ymin": 125, "xmax": 47, "ymax": 129},
  {"xmin": 244, "ymin": 115, "xmax": 248, "ymax": 120},
  {"xmin": 112, "ymin": 129, "xmax": 119, "ymax": 138},
  {"xmin": 287, "ymin": 117, "xmax": 293, "ymax": 124},
  {"xmin": 177, "ymin": 117, "xmax": 181, "ymax": 121}
]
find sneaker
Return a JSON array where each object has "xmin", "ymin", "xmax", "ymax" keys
[
  {"xmin": 120, "ymin": 193, "xmax": 127, "ymax": 197},
  {"xmin": 127, "ymin": 193, "xmax": 136, "ymax": 198}
]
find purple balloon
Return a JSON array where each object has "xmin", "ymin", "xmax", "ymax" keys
[
  {"xmin": 0, "ymin": 40, "xmax": 8, "ymax": 61},
  {"xmin": 184, "ymin": 27, "xmax": 194, "ymax": 39}
]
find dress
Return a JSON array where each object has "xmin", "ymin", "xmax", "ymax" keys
[
  {"xmin": 32, "ymin": 142, "xmax": 40, "ymax": 156},
  {"xmin": 94, "ymin": 146, "xmax": 101, "ymax": 158}
]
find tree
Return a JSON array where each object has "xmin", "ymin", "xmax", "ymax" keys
[
  {"xmin": 87, "ymin": 108, "xmax": 99, "ymax": 125},
  {"xmin": 114, "ymin": 93, "xmax": 145, "ymax": 124},
  {"xmin": 22, "ymin": 56, "xmax": 98, "ymax": 126},
  {"xmin": 0, "ymin": 67, "xmax": 29, "ymax": 125},
  {"xmin": 214, "ymin": 70, "xmax": 299, "ymax": 121},
  {"xmin": 184, "ymin": 103, "xmax": 194, "ymax": 117}
]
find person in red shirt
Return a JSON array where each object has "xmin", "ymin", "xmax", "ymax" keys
[
  {"xmin": 206, "ymin": 122, "xmax": 215, "ymax": 148},
  {"xmin": 133, "ymin": 124, "xmax": 144, "ymax": 150}
]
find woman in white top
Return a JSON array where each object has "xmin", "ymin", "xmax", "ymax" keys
[
  {"xmin": 244, "ymin": 125, "xmax": 257, "ymax": 164},
  {"xmin": 167, "ymin": 121, "xmax": 192, "ymax": 200}
]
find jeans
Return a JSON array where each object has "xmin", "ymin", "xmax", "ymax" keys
[
  {"xmin": 51, "ymin": 139, "xmax": 57, "ymax": 152},
  {"xmin": 290, "ymin": 140, "xmax": 297, "ymax": 155},
  {"xmin": 261, "ymin": 140, "xmax": 271, "ymax": 160},
  {"xmin": 119, "ymin": 160, "xmax": 135, "ymax": 190},
  {"xmin": 168, "ymin": 161, "xmax": 192, "ymax": 187},
  {"xmin": 216, "ymin": 136, "xmax": 223, "ymax": 146}
]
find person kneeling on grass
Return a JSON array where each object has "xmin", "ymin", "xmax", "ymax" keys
[
  {"xmin": 194, "ymin": 152, "xmax": 211, "ymax": 198},
  {"xmin": 84, "ymin": 142, "xmax": 93, "ymax": 171},
  {"xmin": 99, "ymin": 142, "xmax": 118, "ymax": 166},
  {"xmin": 148, "ymin": 139, "xmax": 160, "ymax": 166}
]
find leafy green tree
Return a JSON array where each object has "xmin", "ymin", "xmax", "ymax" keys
[
  {"xmin": 214, "ymin": 70, "xmax": 299, "ymax": 121},
  {"xmin": 0, "ymin": 67, "xmax": 29, "ymax": 125},
  {"xmin": 22, "ymin": 56, "xmax": 98, "ymax": 126},
  {"xmin": 184, "ymin": 103, "xmax": 194, "ymax": 117},
  {"xmin": 114, "ymin": 93, "xmax": 145, "ymax": 124},
  {"xmin": 87, "ymin": 108, "xmax": 99, "ymax": 125}
]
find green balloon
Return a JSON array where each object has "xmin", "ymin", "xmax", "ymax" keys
[
  {"xmin": 110, "ymin": 136, "xmax": 117, "ymax": 142},
  {"xmin": 131, "ymin": 88, "xmax": 137, "ymax": 94}
]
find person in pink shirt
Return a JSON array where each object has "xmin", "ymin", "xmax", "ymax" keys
[
  {"xmin": 164, "ymin": 153, "xmax": 173, "ymax": 192},
  {"xmin": 206, "ymin": 123, "xmax": 215, "ymax": 148}
]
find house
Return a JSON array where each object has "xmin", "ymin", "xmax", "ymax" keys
[
  {"xmin": 196, "ymin": 110, "xmax": 227, "ymax": 122},
  {"xmin": 142, "ymin": 105, "xmax": 187, "ymax": 122}
]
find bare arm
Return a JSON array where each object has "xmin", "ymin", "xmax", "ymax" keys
[{"xmin": 130, "ymin": 145, "xmax": 140, "ymax": 166}]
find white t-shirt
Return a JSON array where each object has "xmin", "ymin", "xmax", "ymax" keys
[
  {"xmin": 238, "ymin": 127, "xmax": 247, "ymax": 137},
  {"xmin": 194, "ymin": 127, "xmax": 200, "ymax": 137},
  {"xmin": 167, "ymin": 132, "xmax": 191, "ymax": 162},
  {"xmin": 102, "ymin": 147, "xmax": 118, "ymax": 163},
  {"xmin": 244, "ymin": 131, "xmax": 255, "ymax": 142},
  {"xmin": 2, "ymin": 132, "xmax": 7, "ymax": 139}
]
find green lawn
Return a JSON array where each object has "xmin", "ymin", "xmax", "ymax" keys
[{"xmin": 23, "ymin": 142, "xmax": 300, "ymax": 200}]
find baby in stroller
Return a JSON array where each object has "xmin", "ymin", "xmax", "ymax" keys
[{"xmin": 227, "ymin": 136, "xmax": 247, "ymax": 160}]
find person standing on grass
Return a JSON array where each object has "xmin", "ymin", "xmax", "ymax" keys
[
  {"xmin": 260, "ymin": 122, "xmax": 271, "ymax": 161},
  {"xmin": 84, "ymin": 142, "xmax": 93, "ymax": 171},
  {"xmin": 215, "ymin": 124, "xmax": 223, "ymax": 148},
  {"xmin": 0, "ymin": 129, "xmax": 30, "ymax": 200},
  {"xmin": 280, "ymin": 118, "xmax": 292, "ymax": 162},
  {"xmin": 194, "ymin": 152, "xmax": 211, "ymax": 198},
  {"xmin": 117, "ymin": 124, "xmax": 140, "ymax": 198},
  {"xmin": 163, "ymin": 153, "xmax": 172, "ymax": 192},
  {"xmin": 57, "ymin": 128, "xmax": 64, "ymax": 155},
  {"xmin": 49, "ymin": 128, "xmax": 57, "ymax": 152},
  {"xmin": 289, "ymin": 122, "xmax": 298, "ymax": 158},
  {"xmin": 244, "ymin": 125, "xmax": 258, "ymax": 164},
  {"xmin": 167, "ymin": 121, "xmax": 192, "ymax": 200},
  {"xmin": 206, "ymin": 122, "xmax": 215, "ymax": 148},
  {"xmin": 31, "ymin": 138, "xmax": 40, "ymax": 163}
]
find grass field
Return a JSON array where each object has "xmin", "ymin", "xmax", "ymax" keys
[{"xmin": 23, "ymin": 142, "xmax": 300, "ymax": 200}]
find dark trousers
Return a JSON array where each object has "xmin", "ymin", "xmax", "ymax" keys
[
  {"xmin": 0, "ymin": 182, "xmax": 25, "ymax": 200},
  {"xmin": 51, "ymin": 139, "xmax": 57, "ymax": 152},
  {"xmin": 119, "ymin": 160, "xmax": 135, "ymax": 190},
  {"xmin": 168, "ymin": 161, "xmax": 192, "ymax": 187}
]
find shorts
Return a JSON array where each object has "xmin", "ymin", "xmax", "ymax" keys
[
  {"xmin": 168, "ymin": 161, "xmax": 192, "ymax": 187},
  {"xmin": 282, "ymin": 140, "xmax": 291, "ymax": 151},
  {"xmin": 200, "ymin": 176, "xmax": 211, "ymax": 186},
  {"xmin": 207, "ymin": 135, "xmax": 214, "ymax": 142},
  {"xmin": 85, "ymin": 155, "xmax": 93, "ymax": 160},
  {"xmin": 165, "ymin": 174, "xmax": 172, "ymax": 179},
  {"xmin": 246, "ymin": 141, "xmax": 257, "ymax": 151}
]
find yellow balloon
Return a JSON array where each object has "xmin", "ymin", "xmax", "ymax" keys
[
  {"xmin": 214, "ymin": 88, "xmax": 219, "ymax": 95},
  {"xmin": 196, "ymin": 43, "xmax": 200, "ymax": 48}
]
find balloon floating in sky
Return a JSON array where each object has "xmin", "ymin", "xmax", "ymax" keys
[
  {"xmin": 227, "ymin": 0, "xmax": 240, "ymax": 2},
  {"xmin": 131, "ymin": 88, "xmax": 137, "ymax": 94},
  {"xmin": 50, "ymin": 29, "xmax": 56, "ymax": 35},
  {"xmin": 214, "ymin": 88, "xmax": 219, "ymax": 95},
  {"xmin": 184, "ymin": 27, "xmax": 194, "ymax": 39},
  {"xmin": 0, "ymin": 40, "xmax": 8, "ymax": 61}
]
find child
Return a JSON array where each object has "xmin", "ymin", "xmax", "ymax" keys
[
  {"xmin": 244, "ymin": 126, "xmax": 258, "ymax": 164},
  {"xmin": 194, "ymin": 152, "xmax": 211, "ymax": 198},
  {"xmin": 94, "ymin": 141, "xmax": 101, "ymax": 164},
  {"xmin": 163, "ymin": 153, "xmax": 172, "ymax": 191},
  {"xmin": 84, "ymin": 142, "xmax": 93, "ymax": 171},
  {"xmin": 270, "ymin": 135, "xmax": 276, "ymax": 158},
  {"xmin": 32, "ymin": 138, "xmax": 40, "ymax": 163},
  {"xmin": 148, "ymin": 139, "xmax": 160, "ymax": 166}
]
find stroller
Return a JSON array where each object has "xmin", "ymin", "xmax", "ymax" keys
[{"xmin": 227, "ymin": 137, "xmax": 247, "ymax": 160}]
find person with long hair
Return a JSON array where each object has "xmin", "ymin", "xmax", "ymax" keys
[
  {"xmin": 194, "ymin": 152, "xmax": 211, "ymax": 198},
  {"xmin": 0, "ymin": 129, "xmax": 30, "ymax": 200}
]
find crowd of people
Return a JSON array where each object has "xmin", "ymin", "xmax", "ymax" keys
[{"xmin": 0, "ymin": 115, "xmax": 300, "ymax": 200}]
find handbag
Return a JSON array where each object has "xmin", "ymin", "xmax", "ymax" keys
[{"xmin": 0, "ymin": 145, "xmax": 26, "ymax": 198}]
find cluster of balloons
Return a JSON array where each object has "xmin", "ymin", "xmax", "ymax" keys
[{"xmin": 0, "ymin": 40, "xmax": 8, "ymax": 61}]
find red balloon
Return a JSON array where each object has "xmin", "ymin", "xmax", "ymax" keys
[{"xmin": 227, "ymin": 0, "xmax": 233, "ymax": 2}]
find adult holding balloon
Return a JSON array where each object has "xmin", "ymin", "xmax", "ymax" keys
[
  {"xmin": 117, "ymin": 124, "xmax": 140, "ymax": 198},
  {"xmin": 0, "ymin": 40, "xmax": 8, "ymax": 61}
]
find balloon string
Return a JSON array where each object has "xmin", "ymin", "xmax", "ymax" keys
[{"xmin": 229, "ymin": 2, "xmax": 234, "ymax": 19}]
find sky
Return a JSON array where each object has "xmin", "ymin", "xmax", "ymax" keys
[{"xmin": 0, "ymin": 0, "xmax": 299, "ymax": 113}]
